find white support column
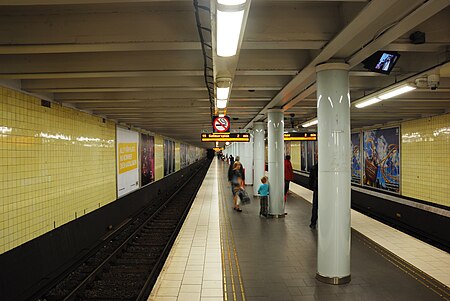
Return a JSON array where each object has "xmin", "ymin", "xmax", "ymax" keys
[
  {"xmin": 267, "ymin": 109, "xmax": 285, "ymax": 217},
  {"xmin": 253, "ymin": 122, "xmax": 265, "ymax": 195},
  {"xmin": 241, "ymin": 136, "xmax": 253, "ymax": 185},
  {"xmin": 316, "ymin": 63, "xmax": 351, "ymax": 284}
]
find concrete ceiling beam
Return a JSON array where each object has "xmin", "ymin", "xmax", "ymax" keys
[{"xmin": 245, "ymin": 0, "xmax": 404, "ymax": 128}]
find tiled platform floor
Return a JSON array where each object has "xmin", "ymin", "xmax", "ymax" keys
[
  {"xmin": 150, "ymin": 159, "xmax": 449, "ymax": 301},
  {"xmin": 290, "ymin": 183, "xmax": 450, "ymax": 288},
  {"xmin": 149, "ymin": 160, "xmax": 223, "ymax": 301}
]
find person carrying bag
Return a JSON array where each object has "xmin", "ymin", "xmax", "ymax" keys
[{"xmin": 230, "ymin": 162, "xmax": 244, "ymax": 212}]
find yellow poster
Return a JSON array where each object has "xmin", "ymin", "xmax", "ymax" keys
[{"xmin": 118, "ymin": 142, "xmax": 138, "ymax": 174}]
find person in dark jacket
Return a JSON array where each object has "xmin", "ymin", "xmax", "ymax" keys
[
  {"xmin": 229, "ymin": 155, "xmax": 234, "ymax": 167},
  {"xmin": 309, "ymin": 162, "xmax": 318, "ymax": 229},
  {"xmin": 284, "ymin": 155, "xmax": 294, "ymax": 202}
]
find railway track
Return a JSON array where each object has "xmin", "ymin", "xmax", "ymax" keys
[{"xmin": 37, "ymin": 160, "xmax": 211, "ymax": 301}]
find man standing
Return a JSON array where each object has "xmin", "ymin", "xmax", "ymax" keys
[
  {"xmin": 309, "ymin": 162, "xmax": 318, "ymax": 229},
  {"xmin": 229, "ymin": 154, "xmax": 234, "ymax": 166},
  {"xmin": 284, "ymin": 155, "xmax": 294, "ymax": 202}
]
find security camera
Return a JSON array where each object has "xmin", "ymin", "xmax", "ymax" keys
[{"xmin": 427, "ymin": 74, "xmax": 439, "ymax": 90}]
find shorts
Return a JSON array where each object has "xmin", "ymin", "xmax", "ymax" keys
[{"xmin": 232, "ymin": 185, "xmax": 241, "ymax": 196}]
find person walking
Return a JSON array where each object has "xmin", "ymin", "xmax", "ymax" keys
[
  {"xmin": 284, "ymin": 155, "xmax": 294, "ymax": 202},
  {"xmin": 309, "ymin": 162, "xmax": 318, "ymax": 229},
  {"xmin": 235, "ymin": 156, "xmax": 245, "ymax": 184},
  {"xmin": 230, "ymin": 162, "xmax": 244, "ymax": 212},
  {"xmin": 228, "ymin": 155, "xmax": 244, "ymax": 190}
]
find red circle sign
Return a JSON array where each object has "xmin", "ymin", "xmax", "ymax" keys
[{"xmin": 213, "ymin": 116, "xmax": 230, "ymax": 133}]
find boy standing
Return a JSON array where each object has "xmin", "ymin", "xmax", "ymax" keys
[{"xmin": 258, "ymin": 176, "xmax": 269, "ymax": 217}]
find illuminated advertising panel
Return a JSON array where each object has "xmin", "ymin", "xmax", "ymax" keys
[
  {"xmin": 363, "ymin": 127, "xmax": 400, "ymax": 193},
  {"xmin": 117, "ymin": 127, "xmax": 139, "ymax": 197}
]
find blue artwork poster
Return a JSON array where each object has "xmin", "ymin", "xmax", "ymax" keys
[
  {"xmin": 363, "ymin": 127, "xmax": 400, "ymax": 193},
  {"xmin": 351, "ymin": 133, "xmax": 361, "ymax": 185}
]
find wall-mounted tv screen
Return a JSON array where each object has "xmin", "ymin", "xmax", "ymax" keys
[{"xmin": 363, "ymin": 51, "xmax": 400, "ymax": 75}]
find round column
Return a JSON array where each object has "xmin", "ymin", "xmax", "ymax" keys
[
  {"xmin": 242, "ymin": 136, "xmax": 253, "ymax": 185},
  {"xmin": 235, "ymin": 142, "xmax": 241, "ymax": 161},
  {"xmin": 253, "ymin": 122, "xmax": 265, "ymax": 195},
  {"xmin": 267, "ymin": 109, "xmax": 285, "ymax": 217},
  {"xmin": 316, "ymin": 63, "xmax": 351, "ymax": 284}
]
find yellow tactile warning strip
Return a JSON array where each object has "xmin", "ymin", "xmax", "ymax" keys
[
  {"xmin": 354, "ymin": 230, "xmax": 450, "ymax": 301},
  {"xmin": 218, "ymin": 178, "xmax": 246, "ymax": 301}
]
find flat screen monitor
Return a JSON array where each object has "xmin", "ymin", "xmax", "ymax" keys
[{"xmin": 363, "ymin": 51, "xmax": 400, "ymax": 75}]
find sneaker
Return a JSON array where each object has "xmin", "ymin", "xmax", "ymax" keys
[{"xmin": 236, "ymin": 208, "xmax": 242, "ymax": 212}]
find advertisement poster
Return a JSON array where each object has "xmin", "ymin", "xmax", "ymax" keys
[
  {"xmin": 284, "ymin": 141, "xmax": 291, "ymax": 156},
  {"xmin": 188, "ymin": 145, "xmax": 196, "ymax": 165},
  {"xmin": 117, "ymin": 127, "xmax": 139, "ymax": 197},
  {"xmin": 140, "ymin": 134, "xmax": 155, "ymax": 186},
  {"xmin": 300, "ymin": 141, "xmax": 307, "ymax": 171},
  {"xmin": 307, "ymin": 141, "xmax": 314, "ymax": 171},
  {"xmin": 363, "ymin": 127, "xmax": 400, "ymax": 193},
  {"xmin": 164, "ymin": 139, "xmax": 175, "ymax": 176},
  {"xmin": 180, "ymin": 143, "xmax": 187, "ymax": 169},
  {"xmin": 351, "ymin": 132, "xmax": 362, "ymax": 185}
]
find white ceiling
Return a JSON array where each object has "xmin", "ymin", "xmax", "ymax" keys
[{"xmin": 0, "ymin": 0, "xmax": 449, "ymax": 148}]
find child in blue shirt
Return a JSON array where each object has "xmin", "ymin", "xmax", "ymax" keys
[{"xmin": 258, "ymin": 176, "xmax": 269, "ymax": 217}]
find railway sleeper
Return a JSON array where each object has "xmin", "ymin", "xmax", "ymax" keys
[
  {"xmin": 129, "ymin": 241, "xmax": 166, "ymax": 247},
  {"xmin": 126, "ymin": 246, "xmax": 163, "ymax": 253},
  {"xmin": 80, "ymin": 281, "xmax": 144, "ymax": 300},
  {"xmin": 119, "ymin": 251, "xmax": 161, "ymax": 259},
  {"xmin": 113, "ymin": 257, "xmax": 156, "ymax": 265},
  {"xmin": 107, "ymin": 264, "xmax": 152, "ymax": 274}
]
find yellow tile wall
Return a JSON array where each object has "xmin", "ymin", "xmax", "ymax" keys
[
  {"xmin": 175, "ymin": 142, "xmax": 180, "ymax": 171},
  {"xmin": 401, "ymin": 113, "xmax": 450, "ymax": 207},
  {"xmin": 290, "ymin": 142, "xmax": 301, "ymax": 170},
  {"xmin": 0, "ymin": 87, "xmax": 116, "ymax": 254},
  {"xmin": 154, "ymin": 135, "xmax": 164, "ymax": 180}
]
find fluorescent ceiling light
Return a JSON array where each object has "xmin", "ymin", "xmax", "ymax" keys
[
  {"xmin": 354, "ymin": 83, "xmax": 416, "ymax": 108},
  {"xmin": 217, "ymin": 99, "xmax": 228, "ymax": 109},
  {"xmin": 355, "ymin": 97, "xmax": 382, "ymax": 108},
  {"xmin": 217, "ymin": 87, "xmax": 230, "ymax": 100},
  {"xmin": 218, "ymin": 0, "xmax": 246, "ymax": 5},
  {"xmin": 378, "ymin": 84, "xmax": 416, "ymax": 100},
  {"xmin": 301, "ymin": 118, "xmax": 318, "ymax": 128},
  {"xmin": 217, "ymin": 9, "xmax": 244, "ymax": 57}
]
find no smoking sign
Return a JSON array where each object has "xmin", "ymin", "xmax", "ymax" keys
[{"xmin": 212, "ymin": 116, "xmax": 230, "ymax": 133}]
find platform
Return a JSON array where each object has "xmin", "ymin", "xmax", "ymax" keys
[{"xmin": 149, "ymin": 159, "xmax": 449, "ymax": 301}]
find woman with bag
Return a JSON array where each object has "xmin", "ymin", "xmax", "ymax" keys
[{"xmin": 230, "ymin": 162, "xmax": 244, "ymax": 212}]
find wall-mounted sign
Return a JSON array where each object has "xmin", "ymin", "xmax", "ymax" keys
[
  {"xmin": 284, "ymin": 132, "xmax": 317, "ymax": 141},
  {"xmin": 116, "ymin": 127, "xmax": 139, "ymax": 197},
  {"xmin": 213, "ymin": 116, "xmax": 231, "ymax": 133},
  {"xmin": 201, "ymin": 132, "xmax": 250, "ymax": 142}
]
